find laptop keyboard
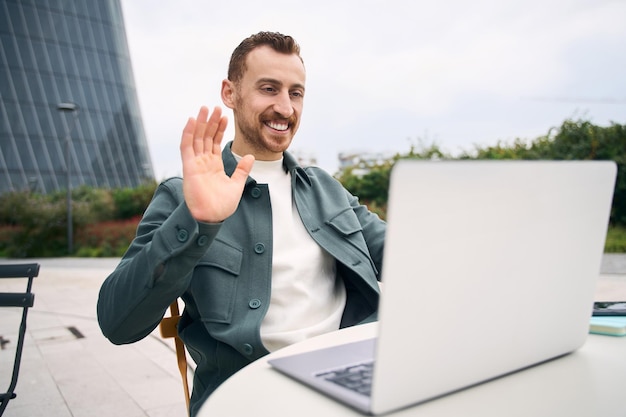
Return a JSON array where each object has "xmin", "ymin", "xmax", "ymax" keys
[{"xmin": 316, "ymin": 361, "xmax": 374, "ymax": 396}]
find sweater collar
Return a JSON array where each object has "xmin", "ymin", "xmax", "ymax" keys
[{"xmin": 221, "ymin": 141, "xmax": 312, "ymax": 186}]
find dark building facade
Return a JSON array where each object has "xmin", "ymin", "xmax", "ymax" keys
[{"xmin": 0, "ymin": 0, "xmax": 153, "ymax": 194}]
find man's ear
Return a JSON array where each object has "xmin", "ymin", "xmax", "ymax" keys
[{"xmin": 221, "ymin": 79, "xmax": 235, "ymax": 109}]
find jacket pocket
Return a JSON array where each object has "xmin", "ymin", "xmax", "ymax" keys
[
  {"xmin": 326, "ymin": 208, "xmax": 378, "ymax": 274},
  {"xmin": 189, "ymin": 238, "xmax": 242, "ymax": 324},
  {"xmin": 326, "ymin": 208, "xmax": 364, "ymax": 235}
]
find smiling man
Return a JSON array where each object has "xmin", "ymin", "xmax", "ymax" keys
[
  {"xmin": 97, "ymin": 32, "xmax": 386, "ymax": 417},
  {"xmin": 225, "ymin": 43, "xmax": 305, "ymax": 159}
]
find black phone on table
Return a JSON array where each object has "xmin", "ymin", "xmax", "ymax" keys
[{"xmin": 593, "ymin": 301, "xmax": 626, "ymax": 316}]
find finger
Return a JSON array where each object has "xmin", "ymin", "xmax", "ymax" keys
[
  {"xmin": 203, "ymin": 106, "xmax": 223, "ymax": 152},
  {"xmin": 212, "ymin": 116, "xmax": 228, "ymax": 155},
  {"xmin": 180, "ymin": 117, "xmax": 196, "ymax": 162},
  {"xmin": 230, "ymin": 154, "xmax": 255, "ymax": 184},
  {"xmin": 193, "ymin": 106, "xmax": 209, "ymax": 154}
]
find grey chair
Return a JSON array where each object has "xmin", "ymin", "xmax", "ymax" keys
[{"xmin": 0, "ymin": 263, "xmax": 39, "ymax": 416}]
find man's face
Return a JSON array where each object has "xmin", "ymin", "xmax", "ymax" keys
[{"xmin": 224, "ymin": 45, "xmax": 306, "ymax": 160}]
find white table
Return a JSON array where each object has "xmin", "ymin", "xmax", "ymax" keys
[{"xmin": 198, "ymin": 322, "xmax": 626, "ymax": 417}]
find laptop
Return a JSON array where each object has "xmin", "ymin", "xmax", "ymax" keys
[{"xmin": 269, "ymin": 160, "xmax": 617, "ymax": 415}]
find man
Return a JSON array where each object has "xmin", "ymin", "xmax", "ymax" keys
[{"xmin": 97, "ymin": 31, "xmax": 386, "ymax": 416}]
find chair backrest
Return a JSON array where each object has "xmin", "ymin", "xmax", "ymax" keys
[
  {"xmin": 159, "ymin": 299, "xmax": 190, "ymax": 414},
  {"xmin": 0, "ymin": 262, "xmax": 39, "ymax": 416}
]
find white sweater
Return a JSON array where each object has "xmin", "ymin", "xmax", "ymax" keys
[{"xmin": 245, "ymin": 157, "xmax": 347, "ymax": 352}]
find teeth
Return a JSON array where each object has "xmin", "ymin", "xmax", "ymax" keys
[{"xmin": 267, "ymin": 121, "xmax": 289, "ymax": 131}]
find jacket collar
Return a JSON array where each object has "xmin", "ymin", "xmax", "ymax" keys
[{"xmin": 221, "ymin": 141, "xmax": 312, "ymax": 186}]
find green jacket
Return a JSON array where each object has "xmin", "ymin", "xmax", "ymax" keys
[{"xmin": 97, "ymin": 143, "xmax": 386, "ymax": 416}]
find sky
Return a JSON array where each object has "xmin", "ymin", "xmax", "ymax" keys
[{"xmin": 119, "ymin": 0, "xmax": 626, "ymax": 180}]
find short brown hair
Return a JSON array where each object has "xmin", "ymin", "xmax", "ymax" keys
[{"xmin": 228, "ymin": 31, "xmax": 303, "ymax": 83}]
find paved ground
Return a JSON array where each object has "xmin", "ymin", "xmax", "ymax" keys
[
  {"xmin": 0, "ymin": 258, "xmax": 190, "ymax": 417},
  {"xmin": 1, "ymin": 255, "xmax": 625, "ymax": 417}
]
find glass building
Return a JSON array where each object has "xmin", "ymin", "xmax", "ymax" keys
[{"xmin": 0, "ymin": 0, "xmax": 154, "ymax": 195}]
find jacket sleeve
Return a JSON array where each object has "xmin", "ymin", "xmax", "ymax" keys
[{"xmin": 97, "ymin": 178, "xmax": 221, "ymax": 344}]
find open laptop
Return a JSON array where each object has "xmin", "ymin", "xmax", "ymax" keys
[{"xmin": 269, "ymin": 160, "xmax": 617, "ymax": 415}]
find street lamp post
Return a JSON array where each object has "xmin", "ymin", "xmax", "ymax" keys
[{"xmin": 57, "ymin": 102, "xmax": 79, "ymax": 255}]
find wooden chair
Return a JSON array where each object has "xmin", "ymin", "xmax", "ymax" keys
[
  {"xmin": 0, "ymin": 263, "xmax": 39, "ymax": 416},
  {"xmin": 159, "ymin": 299, "xmax": 190, "ymax": 414}
]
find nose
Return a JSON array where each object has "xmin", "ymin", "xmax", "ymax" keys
[{"xmin": 273, "ymin": 91, "xmax": 294, "ymax": 118}]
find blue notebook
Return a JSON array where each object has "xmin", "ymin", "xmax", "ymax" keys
[{"xmin": 589, "ymin": 316, "xmax": 626, "ymax": 337}]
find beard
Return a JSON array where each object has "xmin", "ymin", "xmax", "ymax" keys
[{"xmin": 233, "ymin": 99, "xmax": 299, "ymax": 157}]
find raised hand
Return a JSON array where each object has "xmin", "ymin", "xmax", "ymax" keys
[{"xmin": 180, "ymin": 106, "xmax": 254, "ymax": 223}]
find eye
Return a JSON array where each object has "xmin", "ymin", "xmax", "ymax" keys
[
  {"xmin": 290, "ymin": 90, "xmax": 304, "ymax": 99},
  {"xmin": 261, "ymin": 86, "xmax": 277, "ymax": 94}
]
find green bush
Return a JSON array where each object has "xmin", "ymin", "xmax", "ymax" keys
[
  {"xmin": 0, "ymin": 224, "xmax": 20, "ymax": 257},
  {"xmin": 75, "ymin": 216, "xmax": 140, "ymax": 257},
  {"xmin": 72, "ymin": 185, "xmax": 116, "ymax": 222},
  {"xmin": 112, "ymin": 182, "xmax": 157, "ymax": 219},
  {"xmin": 4, "ymin": 197, "xmax": 68, "ymax": 257},
  {"xmin": 0, "ymin": 191, "xmax": 32, "ymax": 225},
  {"xmin": 605, "ymin": 226, "xmax": 626, "ymax": 253},
  {"xmin": 0, "ymin": 182, "xmax": 155, "ymax": 258}
]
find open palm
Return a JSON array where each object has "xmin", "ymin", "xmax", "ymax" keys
[{"xmin": 180, "ymin": 106, "xmax": 254, "ymax": 223}]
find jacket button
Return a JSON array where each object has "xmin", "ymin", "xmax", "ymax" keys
[
  {"xmin": 249, "ymin": 299, "xmax": 262, "ymax": 309},
  {"xmin": 243, "ymin": 343, "xmax": 254, "ymax": 355},
  {"xmin": 177, "ymin": 229, "xmax": 189, "ymax": 242},
  {"xmin": 197, "ymin": 235, "xmax": 208, "ymax": 246},
  {"xmin": 254, "ymin": 243, "xmax": 265, "ymax": 254},
  {"xmin": 250, "ymin": 187, "xmax": 262, "ymax": 198}
]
